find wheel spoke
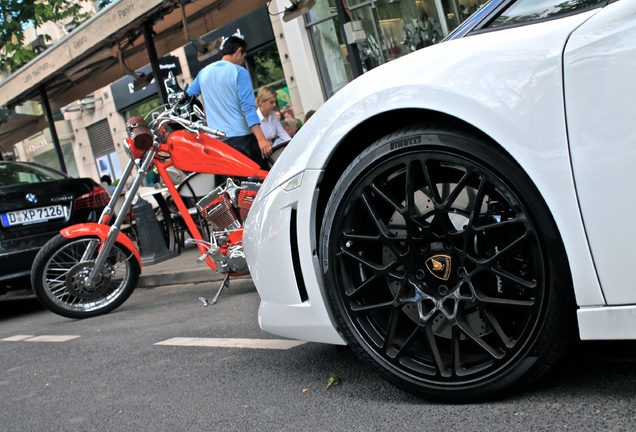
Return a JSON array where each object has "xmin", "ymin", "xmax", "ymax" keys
[
  {"xmin": 370, "ymin": 181, "xmax": 405, "ymax": 214},
  {"xmin": 424, "ymin": 323, "xmax": 452, "ymax": 377},
  {"xmin": 480, "ymin": 307, "xmax": 516, "ymax": 349},
  {"xmin": 472, "ymin": 217, "xmax": 519, "ymax": 232},
  {"xmin": 482, "ymin": 232, "xmax": 528, "ymax": 266},
  {"xmin": 382, "ymin": 307, "xmax": 403, "ymax": 357},
  {"xmin": 339, "ymin": 245, "xmax": 395, "ymax": 273},
  {"xmin": 491, "ymin": 267, "xmax": 536, "ymax": 290},
  {"xmin": 361, "ymin": 190, "xmax": 405, "ymax": 241},
  {"xmin": 440, "ymin": 170, "xmax": 471, "ymax": 210},
  {"xmin": 456, "ymin": 312, "xmax": 504, "ymax": 359},
  {"xmin": 350, "ymin": 300, "xmax": 394, "ymax": 312},
  {"xmin": 474, "ymin": 293, "xmax": 534, "ymax": 307}
]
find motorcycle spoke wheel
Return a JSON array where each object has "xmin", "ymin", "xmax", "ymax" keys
[
  {"xmin": 321, "ymin": 124, "xmax": 574, "ymax": 402},
  {"xmin": 32, "ymin": 235, "xmax": 139, "ymax": 318}
]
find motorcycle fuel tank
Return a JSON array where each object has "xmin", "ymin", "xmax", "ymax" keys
[{"xmin": 167, "ymin": 130, "xmax": 269, "ymax": 179}]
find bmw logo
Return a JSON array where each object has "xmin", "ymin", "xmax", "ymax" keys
[{"xmin": 26, "ymin": 193, "xmax": 37, "ymax": 203}]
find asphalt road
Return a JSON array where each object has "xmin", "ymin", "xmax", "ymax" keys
[{"xmin": 1, "ymin": 281, "xmax": 635, "ymax": 431}]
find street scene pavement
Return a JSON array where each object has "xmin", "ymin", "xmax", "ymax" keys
[
  {"xmin": 136, "ymin": 243, "xmax": 228, "ymax": 289},
  {"xmin": 2, "ymin": 248, "xmax": 636, "ymax": 431}
]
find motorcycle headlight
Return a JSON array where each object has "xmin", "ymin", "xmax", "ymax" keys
[{"xmin": 125, "ymin": 116, "xmax": 153, "ymax": 151}]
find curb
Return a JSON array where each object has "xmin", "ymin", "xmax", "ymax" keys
[{"xmin": 137, "ymin": 268, "xmax": 225, "ymax": 288}]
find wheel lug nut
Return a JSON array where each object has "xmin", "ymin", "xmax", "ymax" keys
[
  {"xmin": 438, "ymin": 285, "xmax": 449, "ymax": 296},
  {"xmin": 415, "ymin": 269, "xmax": 426, "ymax": 281}
]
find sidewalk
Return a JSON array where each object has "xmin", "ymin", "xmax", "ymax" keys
[{"xmin": 137, "ymin": 244, "xmax": 227, "ymax": 288}]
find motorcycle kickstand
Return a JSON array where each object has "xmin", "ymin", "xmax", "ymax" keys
[
  {"xmin": 212, "ymin": 273, "xmax": 231, "ymax": 305},
  {"xmin": 199, "ymin": 273, "xmax": 231, "ymax": 306}
]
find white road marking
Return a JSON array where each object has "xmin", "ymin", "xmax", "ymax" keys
[
  {"xmin": 1, "ymin": 335, "xmax": 80, "ymax": 342},
  {"xmin": 25, "ymin": 335, "xmax": 81, "ymax": 342},
  {"xmin": 2, "ymin": 335, "xmax": 34, "ymax": 341},
  {"xmin": 155, "ymin": 337, "xmax": 307, "ymax": 350},
  {"xmin": 2, "ymin": 335, "xmax": 304, "ymax": 349}
]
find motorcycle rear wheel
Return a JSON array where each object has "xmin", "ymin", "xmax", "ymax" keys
[{"xmin": 32, "ymin": 234, "xmax": 140, "ymax": 318}]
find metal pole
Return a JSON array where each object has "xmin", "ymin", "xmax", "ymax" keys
[
  {"xmin": 39, "ymin": 84, "xmax": 67, "ymax": 173},
  {"xmin": 143, "ymin": 21, "xmax": 168, "ymax": 105},
  {"xmin": 337, "ymin": 1, "xmax": 364, "ymax": 78}
]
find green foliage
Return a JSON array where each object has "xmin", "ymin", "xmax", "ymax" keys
[
  {"xmin": 97, "ymin": 0, "xmax": 113, "ymax": 11},
  {"xmin": 128, "ymin": 97, "xmax": 162, "ymax": 122},
  {"xmin": 0, "ymin": 0, "xmax": 92, "ymax": 72},
  {"xmin": 252, "ymin": 45, "xmax": 284, "ymax": 89}
]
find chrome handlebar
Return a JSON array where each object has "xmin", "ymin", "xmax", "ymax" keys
[{"xmin": 152, "ymin": 98, "xmax": 226, "ymax": 139}]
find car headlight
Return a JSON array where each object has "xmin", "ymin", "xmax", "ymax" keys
[{"xmin": 282, "ymin": 172, "xmax": 304, "ymax": 192}]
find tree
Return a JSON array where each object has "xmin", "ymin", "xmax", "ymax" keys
[
  {"xmin": 0, "ymin": 0, "xmax": 92, "ymax": 73},
  {"xmin": 97, "ymin": 0, "xmax": 113, "ymax": 10}
]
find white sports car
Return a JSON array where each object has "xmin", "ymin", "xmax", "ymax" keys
[{"xmin": 244, "ymin": 0, "xmax": 635, "ymax": 402}]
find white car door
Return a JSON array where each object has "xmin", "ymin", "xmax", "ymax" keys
[{"xmin": 564, "ymin": 0, "xmax": 636, "ymax": 305}]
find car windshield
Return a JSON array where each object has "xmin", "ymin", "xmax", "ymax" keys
[{"xmin": 0, "ymin": 163, "xmax": 67, "ymax": 187}]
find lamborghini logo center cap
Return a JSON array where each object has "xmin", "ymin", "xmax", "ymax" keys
[{"xmin": 425, "ymin": 254, "xmax": 452, "ymax": 281}]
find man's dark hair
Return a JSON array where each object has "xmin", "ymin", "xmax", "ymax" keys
[
  {"xmin": 100, "ymin": 174, "xmax": 112, "ymax": 185},
  {"xmin": 222, "ymin": 36, "xmax": 247, "ymax": 56}
]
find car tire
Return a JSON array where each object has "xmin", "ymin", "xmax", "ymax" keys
[
  {"xmin": 32, "ymin": 234, "xmax": 140, "ymax": 319},
  {"xmin": 320, "ymin": 123, "xmax": 575, "ymax": 402}
]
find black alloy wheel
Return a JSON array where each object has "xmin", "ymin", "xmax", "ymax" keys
[{"xmin": 320, "ymin": 124, "xmax": 574, "ymax": 402}]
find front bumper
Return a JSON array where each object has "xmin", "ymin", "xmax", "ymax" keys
[
  {"xmin": 244, "ymin": 169, "xmax": 345, "ymax": 345},
  {"xmin": 0, "ymin": 233, "xmax": 55, "ymax": 284}
]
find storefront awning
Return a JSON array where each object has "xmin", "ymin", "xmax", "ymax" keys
[{"xmin": 0, "ymin": 0, "xmax": 271, "ymax": 153}]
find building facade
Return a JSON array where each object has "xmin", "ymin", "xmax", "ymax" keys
[{"xmin": 12, "ymin": 0, "xmax": 487, "ymax": 184}]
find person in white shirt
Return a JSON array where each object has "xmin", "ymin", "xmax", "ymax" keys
[{"xmin": 256, "ymin": 86, "xmax": 291, "ymax": 145}]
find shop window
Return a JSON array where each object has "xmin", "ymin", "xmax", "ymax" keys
[
  {"xmin": 306, "ymin": 0, "xmax": 450, "ymax": 97},
  {"xmin": 306, "ymin": 0, "xmax": 490, "ymax": 97},
  {"xmin": 31, "ymin": 143, "xmax": 79, "ymax": 178},
  {"xmin": 307, "ymin": 2, "xmax": 352, "ymax": 98},
  {"xmin": 306, "ymin": 0, "xmax": 339, "ymax": 23},
  {"xmin": 348, "ymin": 5, "xmax": 384, "ymax": 72},
  {"xmin": 87, "ymin": 119, "xmax": 121, "ymax": 182},
  {"xmin": 245, "ymin": 42, "xmax": 301, "ymax": 124},
  {"xmin": 127, "ymin": 97, "xmax": 162, "ymax": 121},
  {"xmin": 487, "ymin": 0, "xmax": 607, "ymax": 28},
  {"xmin": 454, "ymin": 0, "xmax": 486, "ymax": 24},
  {"xmin": 247, "ymin": 43, "xmax": 286, "ymax": 89}
]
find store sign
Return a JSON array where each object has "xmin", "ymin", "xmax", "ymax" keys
[
  {"xmin": 185, "ymin": 5, "xmax": 275, "ymax": 78},
  {"xmin": 25, "ymin": 138, "xmax": 51, "ymax": 155},
  {"xmin": 110, "ymin": 55, "xmax": 182, "ymax": 112}
]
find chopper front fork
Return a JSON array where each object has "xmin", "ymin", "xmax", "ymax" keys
[{"xmin": 85, "ymin": 148, "xmax": 158, "ymax": 287}]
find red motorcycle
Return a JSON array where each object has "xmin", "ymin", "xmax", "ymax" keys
[{"xmin": 31, "ymin": 74, "xmax": 282, "ymax": 318}]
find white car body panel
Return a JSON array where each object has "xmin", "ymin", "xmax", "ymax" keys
[
  {"xmin": 564, "ymin": 0, "xmax": 636, "ymax": 305},
  {"xmin": 246, "ymin": 170, "xmax": 345, "ymax": 344},
  {"xmin": 578, "ymin": 305, "xmax": 636, "ymax": 340},
  {"xmin": 246, "ymin": 3, "xmax": 636, "ymax": 344}
]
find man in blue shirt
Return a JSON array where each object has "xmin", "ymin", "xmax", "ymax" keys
[{"xmin": 187, "ymin": 36, "xmax": 272, "ymax": 166}]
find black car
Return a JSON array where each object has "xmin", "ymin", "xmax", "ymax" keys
[{"xmin": 0, "ymin": 161, "xmax": 109, "ymax": 294}]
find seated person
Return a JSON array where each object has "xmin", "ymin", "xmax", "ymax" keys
[
  {"xmin": 100, "ymin": 174, "xmax": 116, "ymax": 196},
  {"xmin": 281, "ymin": 118, "xmax": 298, "ymax": 138},
  {"xmin": 256, "ymin": 86, "xmax": 291, "ymax": 145}
]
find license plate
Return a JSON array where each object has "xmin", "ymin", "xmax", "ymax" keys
[{"xmin": 1, "ymin": 205, "xmax": 68, "ymax": 227}]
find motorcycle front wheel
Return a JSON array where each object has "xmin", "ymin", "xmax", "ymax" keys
[{"xmin": 32, "ymin": 235, "xmax": 140, "ymax": 318}]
